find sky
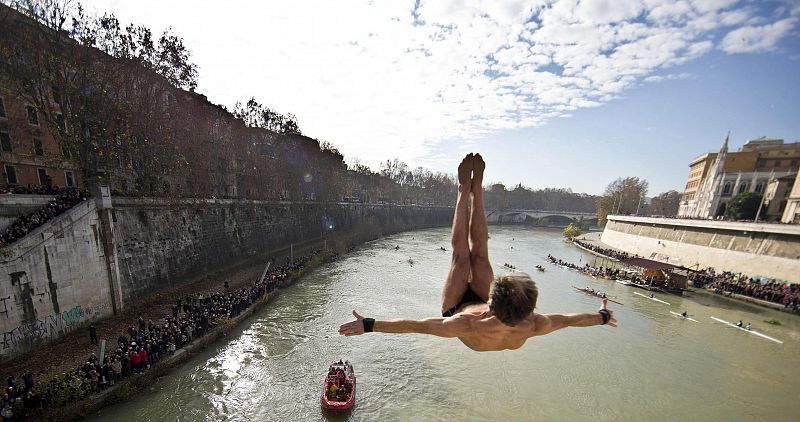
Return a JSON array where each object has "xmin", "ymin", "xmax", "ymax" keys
[{"xmin": 78, "ymin": 0, "xmax": 800, "ymax": 195}]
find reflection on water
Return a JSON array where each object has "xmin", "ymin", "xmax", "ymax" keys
[{"xmin": 88, "ymin": 227, "xmax": 800, "ymax": 421}]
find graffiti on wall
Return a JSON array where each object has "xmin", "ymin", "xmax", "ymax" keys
[{"xmin": 2, "ymin": 303, "xmax": 111, "ymax": 350}]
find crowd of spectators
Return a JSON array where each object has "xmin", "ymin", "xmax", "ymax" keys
[
  {"xmin": 547, "ymin": 254, "xmax": 623, "ymax": 280},
  {"xmin": 0, "ymin": 185, "xmax": 90, "ymax": 248},
  {"xmin": 690, "ymin": 269, "xmax": 800, "ymax": 313},
  {"xmin": 573, "ymin": 239, "xmax": 636, "ymax": 260},
  {"xmin": 0, "ymin": 185, "xmax": 62, "ymax": 195},
  {"xmin": 3, "ymin": 249, "xmax": 340, "ymax": 420}
]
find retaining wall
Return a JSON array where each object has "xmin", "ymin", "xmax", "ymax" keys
[
  {"xmin": 0, "ymin": 196, "xmax": 452, "ymax": 361},
  {"xmin": 601, "ymin": 215, "xmax": 800, "ymax": 282}
]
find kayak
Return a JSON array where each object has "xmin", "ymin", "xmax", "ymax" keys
[
  {"xmin": 321, "ymin": 360, "xmax": 356, "ymax": 412},
  {"xmin": 571, "ymin": 286, "xmax": 624, "ymax": 305},
  {"xmin": 670, "ymin": 311, "xmax": 699, "ymax": 323},
  {"xmin": 633, "ymin": 291, "xmax": 671, "ymax": 305},
  {"xmin": 497, "ymin": 262, "xmax": 519, "ymax": 272}
]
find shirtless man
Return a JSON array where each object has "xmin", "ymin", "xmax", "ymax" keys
[{"xmin": 338, "ymin": 154, "xmax": 617, "ymax": 351}]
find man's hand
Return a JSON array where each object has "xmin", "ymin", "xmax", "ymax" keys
[
  {"xmin": 600, "ymin": 298, "xmax": 618, "ymax": 327},
  {"xmin": 338, "ymin": 310, "xmax": 366, "ymax": 336}
]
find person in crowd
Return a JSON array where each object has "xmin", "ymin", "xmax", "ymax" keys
[{"xmin": 88, "ymin": 325, "xmax": 98, "ymax": 344}]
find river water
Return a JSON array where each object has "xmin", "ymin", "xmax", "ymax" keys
[{"xmin": 87, "ymin": 227, "xmax": 800, "ymax": 422}]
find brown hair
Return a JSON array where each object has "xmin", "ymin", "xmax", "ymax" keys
[{"xmin": 489, "ymin": 273, "xmax": 538, "ymax": 326}]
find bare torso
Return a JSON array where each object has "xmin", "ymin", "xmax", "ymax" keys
[{"xmin": 453, "ymin": 303, "xmax": 546, "ymax": 351}]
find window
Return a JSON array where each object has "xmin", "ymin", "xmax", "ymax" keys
[
  {"xmin": 0, "ymin": 97, "xmax": 6, "ymax": 118},
  {"xmin": 774, "ymin": 160, "xmax": 781, "ymax": 167},
  {"xmin": 33, "ymin": 136, "xmax": 44, "ymax": 156},
  {"xmin": 792, "ymin": 160, "xmax": 798, "ymax": 168},
  {"xmin": 26, "ymin": 106, "xmax": 39, "ymax": 125},
  {"xmin": 722, "ymin": 182, "xmax": 732, "ymax": 196},
  {"xmin": 64, "ymin": 170, "xmax": 75, "ymax": 187},
  {"xmin": 755, "ymin": 182, "xmax": 764, "ymax": 193},
  {"xmin": 737, "ymin": 183, "xmax": 747, "ymax": 194},
  {"xmin": 4, "ymin": 165, "xmax": 17, "ymax": 184},
  {"xmin": 0, "ymin": 132, "xmax": 11, "ymax": 152},
  {"xmin": 37, "ymin": 168, "xmax": 48, "ymax": 185}
]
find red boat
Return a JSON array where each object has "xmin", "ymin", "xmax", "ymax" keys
[
  {"xmin": 321, "ymin": 360, "xmax": 356, "ymax": 412},
  {"xmin": 571, "ymin": 285, "xmax": 624, "ymax": 305}
]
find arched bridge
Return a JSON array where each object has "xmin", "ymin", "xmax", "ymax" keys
[{"xmin": 486, "ymin": 209, "xmax": 598, "ymax": 228}]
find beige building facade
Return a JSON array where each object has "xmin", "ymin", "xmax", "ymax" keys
[{"xmin": 678, "ymin": 135, "xmax": 799, "ymax": 221}]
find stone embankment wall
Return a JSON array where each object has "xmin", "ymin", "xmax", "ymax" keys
[
  {"xmin": 0, "ymin": 196, "xmax": 452, "ymax": 361},
  {"xmin": 601, "ymin": 215, "xmax": 800, "ymax": 283},
  {"xmin": 111, "ymin": 199, "xmax": 451, "ymax": 302},
  {"xmin": 0, "ymin": 200, "xmax": 115, "ymax": 359}
]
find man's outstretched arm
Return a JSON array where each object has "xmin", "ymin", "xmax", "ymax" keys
[
  {"xmin": 338, "ymin": 310, "xmax": 469, "ymax": 338},
  {"xmin": 532, "ymin": 298, "xmax": 618, "ymax": 337}
]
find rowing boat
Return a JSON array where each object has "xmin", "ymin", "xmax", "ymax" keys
[
  {"xmin": 669, "ymin": 311, "xmax": 699, "ymax": 323},
  {"xmin": 497, "ymin": 263, "xmax": 519, "ymax": 272},
  {"xmin": 710, "ymin": 317, "xmax": 783, "ymax": 344},
  {"xmin": 633, "ymin": 291, "xmax": 671, "ymax": 305},
  {"xmin": 571, "ymin": 286, "xmax": 624, "ymax": 305}
]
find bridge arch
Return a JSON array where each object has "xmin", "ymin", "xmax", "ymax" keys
[{"xmin": 538, "ymin": 215, "xmax": 576, "ymax": 227}]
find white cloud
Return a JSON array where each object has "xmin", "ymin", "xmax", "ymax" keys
[
  {"xmin": 720, "ymin": 17, "xmax": 797, "ymax": 53},
  {"xmin": 644, "ymin": 72, "xmax": 691, "ymax": 82},
  {"xmin": 77, "ymin": 0, "xmax": 797, "ymax": 169}
]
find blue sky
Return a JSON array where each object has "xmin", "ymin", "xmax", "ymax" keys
[{"xmin": 80, "ymin": 0, "xmax": 800, "ymax": 195}]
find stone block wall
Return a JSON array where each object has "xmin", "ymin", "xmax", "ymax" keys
[
  {"xmin": 0, "ymin": 200, "xmax": 114, "ymax": 360},
  {"xmin": 111, "ymin": 199, "xmax": 452, "ymax": 302}
]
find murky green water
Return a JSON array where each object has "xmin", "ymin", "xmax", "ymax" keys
[{"xmin": 87, "ymin": 227, "xmax": 800, "ymax": 421}]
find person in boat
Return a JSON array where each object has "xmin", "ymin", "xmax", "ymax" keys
[
  {"xmin": 338, "ymin": 381, "xmax": 349, "ymax": 400},
  {"xmin": 328, "ymin": 382, "xmax": 339, "ymax": 399},
  {"xmin": 649, "ymin": 293, "xmax": 655, "ymax": 298},
  {"xmin": 746, "ymin": 322, "xmax": 752, "ymax": 331},
  {"xmin": 339, "ymin": 154, "xmax": 617, "ymax": 352},
  {"xmin": 737, "ymin": 320, "xmax": 743, "ymax": 327}
]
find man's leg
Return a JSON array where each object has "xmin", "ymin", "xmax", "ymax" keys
[
  {"xmin": 469, "ymin": 154, "xmax": 494, "ymax": 301},
  {"xmin": 441, "ymin": 154, "xmax": 473, "ymax": 315}
]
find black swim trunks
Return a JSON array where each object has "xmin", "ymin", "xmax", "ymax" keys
[{"xmin": 442, "ymin": 287, "xmax": 486, "ymax": 317}]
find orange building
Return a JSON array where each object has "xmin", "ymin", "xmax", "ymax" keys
[{"xmin": 678, "ymin": 136, "xmax": 799, "ymax": 220}]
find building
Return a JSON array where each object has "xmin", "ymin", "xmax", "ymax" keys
[
  {"xmin": 0, "ymin": 89, "xmax": 81, "ymax": 189},
  {"xmin": 678, "ymin": 135, "xmax": 800, "ymax": 220}
]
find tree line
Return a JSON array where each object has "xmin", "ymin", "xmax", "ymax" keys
[{"xmin": 1, "ymin": 1, "xmax": 658, "ymax": 213}]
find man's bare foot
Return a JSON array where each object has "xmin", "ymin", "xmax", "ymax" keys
[
  {"xmin": 472, "ymin": 153, "xmax": 485, "ymax": 194},
  {"xmin": 458, "ymin": 153, "xmax": 473, "ymax": 191}
]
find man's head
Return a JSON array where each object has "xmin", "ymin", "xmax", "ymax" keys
[{"xmin": 489, "ymin": 272, "xmax": 538, "ymax": 326}]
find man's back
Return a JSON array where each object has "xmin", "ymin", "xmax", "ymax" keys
[{"xmin": 453, "ymin": 304, "xmax": 539, "ymax": 351}]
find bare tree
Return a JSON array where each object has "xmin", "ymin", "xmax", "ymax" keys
[{"xmin": 0, "ymin": 1, "xmax": 199, "ymax": 192}]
